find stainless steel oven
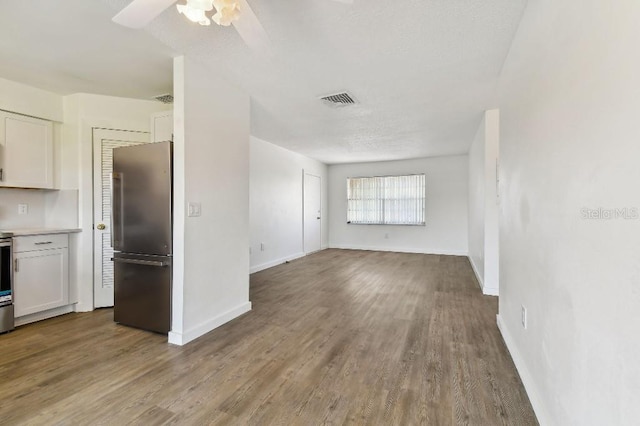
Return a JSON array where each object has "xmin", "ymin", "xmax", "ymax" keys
[{"xmin": 0, "ymin": 232, "xmax": 14, "ymax": 333}]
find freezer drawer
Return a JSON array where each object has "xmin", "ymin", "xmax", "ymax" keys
[{"xmin": 113, "ymin": 253, "xmax": 171, "ymax": 334}]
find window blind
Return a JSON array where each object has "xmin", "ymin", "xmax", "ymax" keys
[{"xmin": 347, "ymin": 174, "xmax": 426, "ymax": 225}]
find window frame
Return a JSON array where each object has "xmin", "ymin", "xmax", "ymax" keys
[{"xmin": 346, "ymin": 173, "xmax": 426, "ymax": 226}]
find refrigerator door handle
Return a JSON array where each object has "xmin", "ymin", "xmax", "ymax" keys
[
  {"xmin": 110, "ymin": 172, "xmax": 124, "ymax": 249},
  {"xmin": 111, "ymin": 257, "xmax": 169, "ymax": 267}
]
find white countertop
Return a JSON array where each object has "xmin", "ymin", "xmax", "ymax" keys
[{"xmin": 4, "ymin": 228, "xmax": 82, "ymax": 236}]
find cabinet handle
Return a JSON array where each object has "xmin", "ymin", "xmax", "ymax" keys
[
  {"xmin": 34, "ymin": 241, "xmax": 53, "ymax": 245},
  {"xmin": 110, "ymin": 172, "xmax": 124, "ymax": 249},
  {"xmin": 14, "ymin": 259, "xmax": 18, "ymax": 272},
  {"xmin": 0, "ymin": 168, "xmax": 3, "ymax": 181}
]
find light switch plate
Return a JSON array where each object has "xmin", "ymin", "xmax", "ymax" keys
[{"xmin": 187, "ymin": 202, "xmax": 201, "ymax": 217}]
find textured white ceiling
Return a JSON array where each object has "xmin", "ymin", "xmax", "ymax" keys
[
  {"xmin": 1, "ymin": 0, "xmax": 527, "ymax": 164},
  {"xmin": 0, "ymin": 0, "xmax": 174, "ymax": 99}
]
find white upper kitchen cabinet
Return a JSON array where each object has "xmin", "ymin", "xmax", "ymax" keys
[
  {"xmin": 0, "ymin": 111, "xmax": 54, "ymax": 189},
  {"xmin": 151, "ymin": 111, "xmax": 173, "ymax": 143}
]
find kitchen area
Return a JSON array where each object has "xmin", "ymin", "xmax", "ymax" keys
[
  {"xmin": 0, "ymin": 107, "xmax": 81, "ymax": 332},
  {"xmin": 0, "ymin": 77, "xmax": 173, "ymax": 334},
  {"xmin": 0, "ymin": 52, "xmax": 252, "ymax": 348}
]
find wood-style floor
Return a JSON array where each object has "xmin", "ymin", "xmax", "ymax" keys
[{"xmin": 0, "ymin": 249, "xmax": 537, "ymax": 425}]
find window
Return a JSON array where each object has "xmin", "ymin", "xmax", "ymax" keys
[{"xmin": 347, "ymin": 174, "xmax": 426, "ymax": 225}]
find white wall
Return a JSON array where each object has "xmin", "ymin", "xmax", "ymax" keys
[
  {"xmin": 0, "ymin": 77, "xmax": 63, "ymax": 122},
  {"xmin": 468, "ymin": 109, "xmax": 500, "ymax": 295},
  {"xmin": 250, "ymin": 137, "xmax": 328, "ymax": 273},
  {"xmin": 63, "ymin": 93, "xmax": 171, "ymax": 311},
  {"xmin": 329, "ymin": 156, "xmax": 468, "ymax": 255},
  {"xmin": 483, "ymin": 110, "xmax": 499, "ymax": 294},
  {"xmin": 496, "ymin": 1, "xmax": 640, "ymax": 424},
  {"xmin": 468, "ymin": 119, "xmax": 486, "ymax": 282},
  {"xmin": 170, "ymin": 56, "xmax": 251, "ymax": 346}
]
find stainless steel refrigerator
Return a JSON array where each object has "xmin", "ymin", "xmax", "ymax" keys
[{"xmin": 111, "ymin": 141, "xmax": 172, "ymax": 334}]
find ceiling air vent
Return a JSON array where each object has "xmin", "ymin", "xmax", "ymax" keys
[
  {"xmin": 320, "ymin": 92, "xmax": 358, "ymax": 107},
  {"xmin": 153, "ymin": 94, "xmax": 174, "ymax": 104}
]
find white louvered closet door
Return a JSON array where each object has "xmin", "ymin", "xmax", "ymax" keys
[{"xmin": 93, "ymin": 129, "xmax": 150, "ymax": 308}]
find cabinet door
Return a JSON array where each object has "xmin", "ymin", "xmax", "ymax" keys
[
  {"xmin": 0, "ymin": 112, "xmax": 54, "ymax": 189},
  {"xmin": 150, "ymin": 111, "xmax": 173, "ymax": 143},
  {"xmin": 14, "ymin": 248, "xmax": 69, "ymax": 317}
]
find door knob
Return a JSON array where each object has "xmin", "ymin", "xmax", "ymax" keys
[{"xmin": 97, "ymin": 223, "xmax": 106, "ymax": 230}]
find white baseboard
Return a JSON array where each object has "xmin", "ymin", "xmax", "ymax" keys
[
  {"xmin": 468, "ymin": 256, "xmax": 484, "ymax": 289},
  {"xmin": 74, "ymin": 301, "xmax": 93, "ymax": 313},
  {"xmin": 250, "ymin": 252, "xmax": 306, "ymax": 274},
  {"xmin": 168, "ymin": 301, "xmax": 252, "ymax": 346},
  {"xmin": 328, "ymin": 243, "xmax": 468, "ymax": 257},
  {"xmin": 15, "ymin": 304, "xmax": 75, "ymax": 327},
  {"xmin": 496, "ymin": 314, "xmax": 549, "ymax": 425},
  {"xmin": 468, "ymin": 256, "xmax": 499, "ymax": 296},
  {"xmin": 483, "ymin": 286, "xmax": 499, "ymax": 296}
]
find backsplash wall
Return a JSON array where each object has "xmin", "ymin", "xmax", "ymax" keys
[
  {"xmin": 0, "ymin": 188, "xmax": 78, "ymax": 229},
  {"xmin": 0, "ymin": 188, "xmax": 46, "ymax": 229}
]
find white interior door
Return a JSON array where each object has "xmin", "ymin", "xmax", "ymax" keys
[
  {"xmin": 93, "ymin": 129, "xmax": 149, "ymax": 308},
  {"xmin": 303, "ymin": 173, "xmax": 322, "ymax": 254}
]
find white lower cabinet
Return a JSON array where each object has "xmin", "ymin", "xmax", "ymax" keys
[{"xmin": 13, "ymin": 234, "xmax": 69, "ymax": 318}]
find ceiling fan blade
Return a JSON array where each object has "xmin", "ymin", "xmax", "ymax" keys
[
  {"xmin": 113, "ymin": 0, "xmax": 178, "ymax": 29},
  {"xmin": 233, "ymin": 0, "xmax": 273, "ymax": 56}
]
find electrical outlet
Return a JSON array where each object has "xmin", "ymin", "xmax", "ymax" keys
[
  {"xmin": 18, "ymin": 204, "xmax": 28, "ymax": 215},
  {"xmin": 521, "ymin": 305, "xmax": 528, "ymax": 329},
  {"xmin": 260, "ymin": 242, "xmax": 265, "ymax": 251}
]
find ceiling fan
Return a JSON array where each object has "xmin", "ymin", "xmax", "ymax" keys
[{"xmin": 112, "ymin": 0, "xmax": 352, "ymax": 53}]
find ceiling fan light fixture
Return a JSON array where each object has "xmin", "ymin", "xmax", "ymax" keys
[
  {"xmin": 187, "ymin": 0, "xmax": 215, "ymax": 11},
  {"xmin": 212, "ymin": 0, "xmax": 240, "ymax": 26},
  {"xmin": 212, "ymin": 8, "xmax": 239, "ymax": 26},
  {"xmin": 176, "ymin": 3, "xmax": 210, "ymax": 25},
  {"xmin": 213, "ymin": 0, "xmax": 238, "ymax": 9}
]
